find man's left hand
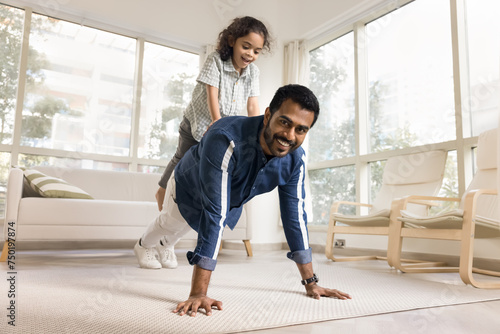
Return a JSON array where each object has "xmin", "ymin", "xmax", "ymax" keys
[{"xmin": 305, "ymin": 283, "xmax": 351, "ymax": 300}]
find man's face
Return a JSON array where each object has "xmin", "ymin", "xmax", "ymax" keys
[{"xmin": 260, "ymin": 99, "xmax": 315, "ymax": 158}]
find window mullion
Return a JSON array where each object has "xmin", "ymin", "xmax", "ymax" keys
[
  {"xmin": 11, "ymin": 7, "xmax": 32, "ymax": 167},
  {"xmin": 129, "ymin": 37, "xmax": 145, "ymax": 172},
  {"xmin": 450, "ymin": 0, "xmax": 472, "ymax": 196},
  {"xmin": 354, "ymin": 21, "xmax": 369, "ymax": 211}
]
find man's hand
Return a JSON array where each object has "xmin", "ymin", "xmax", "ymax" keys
[
  {"xmin": 174, "ymin": 265, "xmax": 220, "ymax": 316},
  {"xmin": 155, "ymin": 187, "xmax": 166, "ymax": 211},
  {"xmin": 305, "ymin": 283, "xmax": 351, "ymax": 300},
  {"xmin": 173, "ymin": 294, "xmax": 223, "ymax": 317}
]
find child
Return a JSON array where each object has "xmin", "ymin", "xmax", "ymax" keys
[{"xmin": 155, "ymin": 16, "xmax": 271, "ymax": 210}]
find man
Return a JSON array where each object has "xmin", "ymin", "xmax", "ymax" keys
[{"xmin": 134, "ymin": 84, "xmax": 351, "ymax": 317}]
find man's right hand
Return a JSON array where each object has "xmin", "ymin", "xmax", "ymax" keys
[
  {"xmin": 173, "ymin": 294, "xmax": 223, "ymax": 317},
  {"xmin": 155, "ymin": 187, "xmax": 166, "ymax": 211}
]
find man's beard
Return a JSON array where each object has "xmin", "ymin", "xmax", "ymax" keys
[{"xmin": 263, "ymin": 123, "xmax": 297, "ymax": 157}]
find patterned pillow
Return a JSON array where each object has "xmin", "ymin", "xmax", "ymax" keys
[{"xmin": 23, "ymin": 168, "xmax": 94, "ymax": 199}]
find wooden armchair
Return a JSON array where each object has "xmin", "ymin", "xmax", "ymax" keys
[
  {"xmin": 389, "ymin": 128, "xmax": 499, "ymax": 288},
  {"xmin": 325, "ymin": 150, "xmax": 448, "ymax": 262}
]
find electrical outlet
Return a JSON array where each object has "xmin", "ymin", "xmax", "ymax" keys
[{"xmin": 334, "ymin": 239, "xmax": 346, "ymax": 248}]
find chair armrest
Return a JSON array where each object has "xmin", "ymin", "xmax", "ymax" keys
[
  {"xmin": 462, "ymin": 188, "xmax": 497, "ymax": 219},
  {"xmin": 3, "ymin": 168, "xmax": 24, "ymax": 241},
  {"xmin": 330, "ymin": 201, "xmax": 373, "ymax": 214},
  {"xmin": 390, "ymin": 195, "xmax": 461, "ymax": 219},
  {"xmin": 398, "ymin": 195, "xmax": 460, "ymax": 210},
  {"xmin": 407, "ymin": 199, "xmax": 440, "ymax": 207}
]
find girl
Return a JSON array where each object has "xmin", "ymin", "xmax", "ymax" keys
[{"xmin": 156, "ymin": 16, "xmax": 272, "ymax": 209}]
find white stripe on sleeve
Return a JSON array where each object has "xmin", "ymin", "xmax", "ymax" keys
[
  {"xmin": 297, "ymin": 155, "xmax": 309, "ymax": 249},
  {"xmin": 212, "ymin": 140, "xmax": 236, "ymax": 259}
]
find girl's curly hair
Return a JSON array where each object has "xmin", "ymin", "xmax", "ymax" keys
[{"xmin": 216, "ymin": 16, "xmax": 271, "ymax": 61}]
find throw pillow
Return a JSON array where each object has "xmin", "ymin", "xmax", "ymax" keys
[{"xmin": 22, "ymin": 168, "xmax": 94, "ymax": 199}]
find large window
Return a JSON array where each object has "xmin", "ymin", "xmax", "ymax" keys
[
  {"xmin": 0, "ymin": 4, "xmax": 197, "ymax": 168},
  {"xmin": 22, "ymin": 14, "xmax": 137, "ymax": 158},
  {"xmin": 309, "ymin": 166, "xmax": 356, "ymax": 225},
  {"xmin": 139, "ymin": 42, "xmax": 198, "ymax": 160},
  {"xmin": 307, "ymin": 0, "xmax": 491, "ymax": 225},
  {"xmin": 0, "ymin": 4, "xmax": 24, "ymax": 144},
  {"xmin": 367, "ymin": 0, "xmax": 455, "ymax": 152},
  {"xmin": 0, "ymin": 5, "xmax": 23, "ymax": 216},
  {"xmin": 308, "ymin": 32, "xmax": 355, "ymax": 225},
  {"xmin": 309, "ymin": 32, "xmax": 355, "ymax": 161},
  {"xmin": 0, "ymin": 3, "xmax": 199, "ymax": 216},
  {"xmin": 464, "ymin": 0, "xmax": 500, "ymax": 136}
]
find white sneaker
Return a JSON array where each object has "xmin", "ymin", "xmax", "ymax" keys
[
  {"xmin": 156, "ymin": 240, "xmax": 178, "ymax": 269},
  {"xmin": 134, "ymin": 239, "xmax": 161, "ymax": 269}
]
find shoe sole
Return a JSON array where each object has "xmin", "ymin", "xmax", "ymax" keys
[{"xmin": 161, "ymin": 263, "xmax": 178, "ymax": 269}]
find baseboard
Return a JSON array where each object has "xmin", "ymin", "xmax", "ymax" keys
[
  {"xmin": 0, "ymin": 240, "xmax": 282, "ymax": 252},
  {"xmin": 1, "ymin": 240, "xmax": 138, "ymax": 250}
]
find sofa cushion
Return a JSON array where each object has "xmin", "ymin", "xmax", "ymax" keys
[
  {"xmin": 18, "ymin": 198, "xmax": 156, "ymax": 227},
  {"xmin": 23, "ymin": 168, "xmax": 94, "ymax": 199},
  {"xmin": 32, "ymin": 166, "xmax": 161, "ymax": 201}
]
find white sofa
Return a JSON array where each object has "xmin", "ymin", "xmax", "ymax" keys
[{"xmin": 0, "ymin": 166, "xmax": 252, "ymax": 260}]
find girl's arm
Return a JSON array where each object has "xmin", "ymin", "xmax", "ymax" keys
[
  {"xmin": 206, "ymin": 85, "xmax": 221, "ymax": 124},
  {"xmin": 247, "ymin": 96, "xmax": 260, "ymax": 116}
]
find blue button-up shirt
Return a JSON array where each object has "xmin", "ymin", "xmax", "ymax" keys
[{"xmin": 175, "ymin": 115, "xmax": 312, "ymax": 271}]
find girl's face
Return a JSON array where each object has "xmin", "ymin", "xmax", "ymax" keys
[{"xmin": 229, "ymin": 32, "xmax": 264, "ymax": 74}]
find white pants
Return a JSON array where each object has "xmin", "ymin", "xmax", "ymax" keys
[{"xmin": 141, "ymin": 173, "xmax": 192, "ymax": 248}]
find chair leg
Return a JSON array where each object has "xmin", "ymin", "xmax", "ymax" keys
[
  {"xmin": 392, "ymin": 228, "xmax": 454, "ymax": 273},
  {"xmin": 326, "ymin": 224, "xmax": 380, "ymax": 261},
  {"xmin": 458, "ymin": 206, "xmax": 500, "ymax": 288},
  {"xmin": 243, "ymin": 240, "xmax": 253, "ymax": 257},
  {"xmin": 459, "ymin": 221, "xmax": 476, "ymax": 286},
  {"xmin": 325, "ymin": 219, "xmax": 336, "ymax": 260},
  {"xmin": 0, "ymin": 241, "xmax": 8, "ymax": 262},
  {"xmin": 387, "ymin": 200, "xmax": 404, "ymax": 268}
]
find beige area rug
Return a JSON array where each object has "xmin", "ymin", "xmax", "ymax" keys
[{"xmin": 2, "ymin": 248, "xmax": 500, "ymax": 334}]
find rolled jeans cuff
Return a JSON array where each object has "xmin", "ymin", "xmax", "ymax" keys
[
  {"xmin": 186, "ymin": 251, "xmax": 217, "ymax": 271},
  {"xmin": 287, "ymin": 248, "xmax": 312, "ymax": 264}
]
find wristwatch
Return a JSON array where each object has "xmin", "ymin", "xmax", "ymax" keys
[{"xmin": 301, "ymin": 273, "xmax": 319, "ymax": 285}]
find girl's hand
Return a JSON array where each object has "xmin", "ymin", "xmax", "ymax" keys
[{"xmin": 204, "ymin": 118, "xmax": 220, "ymax": 135}]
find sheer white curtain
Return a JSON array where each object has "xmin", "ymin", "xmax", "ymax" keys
[
  {"xmin": 283, "ymin": 40, "xmax": 315, "ymax": 220},
  {"xmin": 283, "ymin": 40, "xmax": 310, "ymax": 85}
]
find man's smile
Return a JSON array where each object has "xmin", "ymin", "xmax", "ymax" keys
[{"xmin": 276, "ymin": 137, "xmax": 293, "ymax": 147}]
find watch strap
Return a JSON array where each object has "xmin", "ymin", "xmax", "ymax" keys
[{"xmin": 301, "ymin": 273, "xmax": 318, "ymax": 285}]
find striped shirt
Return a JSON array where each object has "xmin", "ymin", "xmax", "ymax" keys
[
  {"xmin": 174, "ymin": 115, "xmax": 311, "ymax": 271},
  {"xmin": 184, "ymin": 51, "xmax": 260, "ymax": 141}
]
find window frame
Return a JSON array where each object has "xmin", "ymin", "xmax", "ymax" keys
[
  {"xmin": 306, "ymin": 0, "xmax": 484, "ymax": 229},
  {"xmin": 0, "ymin": 3, "xmax": 201, "ymax": 172}
]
